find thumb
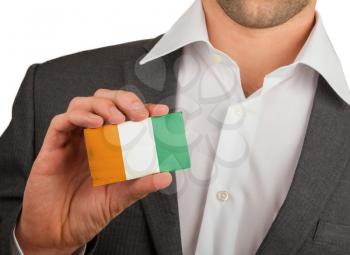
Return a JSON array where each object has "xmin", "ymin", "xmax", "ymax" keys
[{"xmin": 108, "ymin": 173, "xmax": 172, "ymax": 215}]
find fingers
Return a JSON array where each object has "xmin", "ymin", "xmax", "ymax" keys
[
  {"xmin": 42, "ymin": 111, "xmax": 104, "ymax": 150},
  {"xmin": 65, "ymin": 90, "xmax": 169, "ymax": 127},
  {"xmin": 94, "ymin": 89, "xmax": 149, "ymax": 121},
  {"xmin": 45, "ymin": 90, "xmax": 170, "ymax": 150},
  {"xmin": 146, "ymin": 104, "xmax": 169, "ymax": 116},
  {"xmin": 68, "ymin": 97, "xmax": 125, "ymax": 124},
  {"xmin": 50, "ymin": 111, "xmax": 103, "ymax": 133}
]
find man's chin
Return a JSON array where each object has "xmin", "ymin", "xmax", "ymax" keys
[{"xmin": 217, "ymin": 0, "xmax": 311, "ymax": 29}]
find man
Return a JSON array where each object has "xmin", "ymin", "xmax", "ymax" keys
[{"xmin": 1, "ymin": 0, "xmax": 349, "ymax": 254}]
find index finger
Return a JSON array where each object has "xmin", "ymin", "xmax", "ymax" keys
[{"xmin": 94, "ymin": 89, "xmax": 149, "ymax": 121}]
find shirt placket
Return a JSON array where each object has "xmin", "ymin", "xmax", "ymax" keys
[{"xmin": 195, "ymin": 96, "xmax": 263, "ymax": 255}]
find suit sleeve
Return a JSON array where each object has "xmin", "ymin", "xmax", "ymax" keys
[
  {"xmin": 0, "ymin": 64, "xmax": 99, "ymax": 254},
  {"xmin": 0, "ymin": 64, "xmax": 39, "ymax": 254}
]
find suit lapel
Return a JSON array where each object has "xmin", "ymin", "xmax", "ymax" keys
[
  {"xmin": 123, "ymin": 37, "xmax": 183, "ymax": 255},
  {"xmin": 257, "ymin": 76, "xmax": 350, "ymax": 254}
]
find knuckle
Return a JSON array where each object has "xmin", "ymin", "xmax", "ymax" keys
[
  {"xmin": 94, "ymin": 88, "xmax": 107, "ymax": 97},
  {"xmin": 116, "ymin": 90, "xmax": 136, "ymax": 101},
  {"xmin": 50, "ymin": 114, "xmax": 64, "ymax": 126},
  {"xmin": 68, "ymin": 96, "xmax": 84, "ymax": 109},
  {"xmin": 113, "ymin": 90, "xmax": 123, "ymax": 101},
  {"xmin": 101, "ymin": 98, "xmax": 114, "ymax": 107},
  {"xmin": 93, "ymin": 97, "xmax": 114, "ymax": 110}
]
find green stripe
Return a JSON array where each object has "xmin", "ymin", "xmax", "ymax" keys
[{"xmin": 151, "ymin": 112, "xmax": 191, "ymax": 172}]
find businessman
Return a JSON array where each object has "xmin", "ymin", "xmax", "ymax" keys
[{"xmin": 1, "ymin": 0, "xmax": 350, "ymax": 254}]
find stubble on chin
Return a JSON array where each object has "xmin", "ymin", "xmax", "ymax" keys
[{"xmin": 217, "ymin": 0, "xmax": 310, "ymax": 28}]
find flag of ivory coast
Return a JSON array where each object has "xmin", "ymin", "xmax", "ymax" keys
[{"xmin": 84, "ymin": 112, "xmax": 191, "ymax": 186}]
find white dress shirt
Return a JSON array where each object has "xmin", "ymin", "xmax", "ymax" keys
[
  {"xmin": 141, "ymin": 0, "xmax": 349, "ymax": 254},
  {"xmin": 13, "ymin": 0, "xmax": 350, "ymax": 254}
]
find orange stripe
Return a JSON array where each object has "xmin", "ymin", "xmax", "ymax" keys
[{"xmin": 84, "ymin": 125, "xmax": 126, "ymax": 186}]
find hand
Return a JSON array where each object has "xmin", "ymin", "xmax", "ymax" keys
[{"xmin": 15, "ymin": 89, "xmax": 172, "ymax": 255}]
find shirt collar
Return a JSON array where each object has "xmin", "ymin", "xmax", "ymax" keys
[
  {"xmin": 139, "ymin": 0, "xmax": 208, "ymax": 65},
  {"xmin": 140, "ymin": 0, "xmax": 350, "ymax": 105},
  {"xmin": 295, "ymin": 14, "xmax": 350, "ymax": 104}
]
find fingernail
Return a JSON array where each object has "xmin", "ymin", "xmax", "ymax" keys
[{"xmin": 156, "ymin": 104, "xmax": 169, "ymax": 113}]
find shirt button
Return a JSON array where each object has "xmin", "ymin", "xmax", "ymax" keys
[
  {"xmin": 211, "ymin": 54, "xmax": 222, "ymax": 64},
  {"xmin": 231, "ymin": 104, "xmax": 244, "ymax": 115},
  {"xmin": 216, "ymin": 191, "xmax": 230, "ymax": 202}
]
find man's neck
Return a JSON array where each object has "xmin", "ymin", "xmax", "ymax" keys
[{"xmin": 201, "ymin": 0, "xmax": 316, "ymax": 97}]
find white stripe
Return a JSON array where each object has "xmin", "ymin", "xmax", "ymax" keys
[{"xmin": 117, "ymin": 118, "xmax": 160, "ymax": 180}]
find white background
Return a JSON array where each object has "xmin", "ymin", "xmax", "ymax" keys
[{"xmin": 0, "ymin": 0, "xmax": 349, "ymax": 134}]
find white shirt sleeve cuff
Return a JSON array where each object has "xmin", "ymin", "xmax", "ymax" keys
[
  {"xmin": 11, "ymin": 226, "xmax": 23, "ymax": 255},
  {"xmin": 11, "ymin": 225, "xmax": 87, "ymax": 255}
]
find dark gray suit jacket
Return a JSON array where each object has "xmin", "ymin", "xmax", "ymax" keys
[{"xmin": 1, "ymin": 36, "xmax": 350, "ymax": 255}]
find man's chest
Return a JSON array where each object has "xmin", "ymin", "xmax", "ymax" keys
[{"xmin": 175, "ymin": 44, "xmax": 319, "ymax": 254}]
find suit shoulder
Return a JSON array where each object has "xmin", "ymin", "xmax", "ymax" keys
[{"xmin": 37, "ymin": 37, "xmax": 159, "ymax": 73}]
